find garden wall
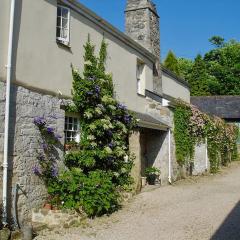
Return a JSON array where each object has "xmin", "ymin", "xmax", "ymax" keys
[{"xmin": 0, "ymin": 81, "xmax": 65, "ymax": 226}]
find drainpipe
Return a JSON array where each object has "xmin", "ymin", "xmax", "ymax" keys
[
  {"xmin": 205, "ymin": 138, "xmax": 208, "ymax": 171},
  {"xmin": 2, "ymin": 0, "xmax": 15, "ymax": 225},
  {"xmin": 168, "ymin": 129, "xmax": 172, "ymax": 184}
]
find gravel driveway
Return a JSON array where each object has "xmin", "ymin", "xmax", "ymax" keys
[{"xmin": 36, "ymin": 162, "xmax": 240, "ymax": 240}]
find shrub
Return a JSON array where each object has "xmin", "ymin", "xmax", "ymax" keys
[{"xmin": 34, "ymin": 38, "xmax": 136, "ymax": 217}]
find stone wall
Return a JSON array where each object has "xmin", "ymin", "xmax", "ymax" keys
[
  {"xmin": 125, "ymin": 0, "xmax": 160, "ymax": 59},
  {"xmin": 32, "ymin": 208, "xmax": 86, "ymax": 231},
  {"xmin": 125, "ymin": 0, "xmax": 162, "ymax": 95},
  {"xmin": 0, "ymin": 81, "xmax": 65, "ymax": 225}
]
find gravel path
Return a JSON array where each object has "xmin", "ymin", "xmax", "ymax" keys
[{"xmin": 36, "ymin": 162, "xmax": 240, "ymax": 240}]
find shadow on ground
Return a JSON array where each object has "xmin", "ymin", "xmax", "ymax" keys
[{"xmin": 211, "ymin": 201, "xmax": 240, "ymax": 240}]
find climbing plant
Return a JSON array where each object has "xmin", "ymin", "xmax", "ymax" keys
[
  {"xmin": 34, "ymin": 38, "xmax": 136, "ymax": 217},
  {"xmin": 174, "ymin": 100, "xmax": 238, "ymax": 173}
]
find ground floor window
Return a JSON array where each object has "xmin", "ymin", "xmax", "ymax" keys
[{"xmin": 64, "ymin": 114, "xmax": 80, "ymax": 143}]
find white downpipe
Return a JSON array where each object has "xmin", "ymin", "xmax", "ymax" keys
[
  {"xmin": 168, "ymin": 129, "xmax": 172, "ymax": 184},
  {"xmin": 2, "ymin": 0, "xmax": 15, "ymax": 225},
  {"xmin": 205, "ymin": 138, "xmax": 208, "ymax": 171}
]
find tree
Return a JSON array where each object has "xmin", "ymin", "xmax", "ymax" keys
[
  {"xmin": 188, "ymin": 55, "xmax": 210, "ymax": 96},
  {"xmin": 209, "ymin": 36, "xmax": 225, "ymax": 48},
  {"xmin": 177, "ymin": 37, "xmax": 240, "ymax": 96},
  {"xmin": 204, "ymin": 39, "xmax": 240, "ymax": 95},
  {"xmin": 163, "ymin": 50, "xmax": 180, "ymax": 76},
  {"xmin": 178, "ymin": 58, "xmax": 194, "ymax": 81}
]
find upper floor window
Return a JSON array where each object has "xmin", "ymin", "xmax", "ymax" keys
[
  {"xmin": 137, "ymin": 60, "xmax": 145, "ymax": 95},
  {"xmin": 56, "ymin": 5, "xmax": 70, "ymax": 45}
]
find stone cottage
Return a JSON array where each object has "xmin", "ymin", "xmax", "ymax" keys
[{"xmin": 0, "ymin": 0, "xmax": 201, "ymax": 225}]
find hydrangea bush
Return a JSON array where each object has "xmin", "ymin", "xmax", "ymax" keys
[
  {"xmin": 34, "ymin": 38, "xmax": 136, "ymax": 217},
  {"xmin": 174, "ymin": 100, "xmax": 239, "ymax": 173}
]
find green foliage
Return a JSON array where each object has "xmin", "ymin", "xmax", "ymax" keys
[
  {"xmin": 44, "ymin": 38, "xmax": 136, "ymax": 217},
  {"xmin": 173, "ymin": 103, "xmax": 195, "ymax": 165},
  {"xmin": 209, "ymin": 36, "xmax": 225, "ymax": 48},
  {"xmin": 178, "ymin": 37, "xmax": 240, "ymax": 96},
  {"xmin": 178, "ymin": 58, "xmax": 194, "ymax": 80},
  {"xmin": 204, "ymin": 39, "xmax": 240, "ymax": 95},
  {"xmin": 188, "ymin": 55, "xmax": 212, "ymax": 96},
  {"xmin": 48, "ymin": 169, "xmax": 119, "ymax": 217},
  {"xmin": 145, "ymin": 167, "xmax": 160, "ymax": 176},
  {"xmin": 163, "ymin": 50, "xmax": 180, "ymax": 76},
  {"xmin": 174, "ymin": 100, "xmax": 239, "ymax": 172}
]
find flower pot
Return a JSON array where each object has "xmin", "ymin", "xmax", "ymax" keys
[
  {"xmin": 43, "ymin": 203, "xmax": 52, "ymax": 210},
  {"xmin": 141, "ymin": 177, "xmax": 147, "ymax": 188},
  {"xmin": 147, "ymin": 174, "xmax": 157, "ymax": 185}
]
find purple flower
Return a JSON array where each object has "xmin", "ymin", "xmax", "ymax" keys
[
  {"xmin": 117, "ymin": 103, "xmax": 127, "ymax": 110},
  {"xmin": 47, "ymin": 127, "xmax": 54, "ymax": 134},
  {"xmin": 42, "ymin": 143, "xmax": 48, "ymax": 150},
  {"xmin": 124, "ymin": 114, "xmax": 132, "ymax": 124},
  {"xmin": 106, "ymin": 130, "xmax": 113, "ymax": 137},
  {"xmin": 33, "ymin": 117, "xmax": 46, "ymax": 126},
  {"xmin": 54, "ymin": 133, "xmax": 62, "ymax": 140},
  {"xmin": 95, "ymin": 85, "xmax": 100, "ymax": 94},
  {"xmin": 108, "ymin": 142, "xmax": 115, "ymax": 149},
  {"xmin": 51, "ymin": 166, "xmax": 58, "ymax": 178},
  {"xmin": 32, "ymin": 166, "xmax": 41, "ymax": 175}
]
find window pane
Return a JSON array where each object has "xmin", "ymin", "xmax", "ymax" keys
[
  {"xmin": 56, "ymin": 27, "xmax": 61, "ymax": 38},
  {"xmin": 57, "ymin": 17, "xmax": 61, "ymax": 27},
  {"xmin": 57, "ymin": 7, "xmax": 61, "ymax": 17},
  {"xmin": 62, "ymin": 28, "xmax": 68, "ymax": 39},
  {"xmin": 62, "ymin": 8, "xmax": 69, "ymax": 18},
  {"xmin": 62, "ymin": 18, "xmax": 68, "ymax": 28},
  {"xmin": 68, "ymin": 117, "xmax": 73, "ymax": 123}
]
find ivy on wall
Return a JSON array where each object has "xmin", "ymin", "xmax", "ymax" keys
[
  {"xmin": 174, "ymin": 100, "xmax": 239, "ymax": 173},
  {"xmin": 34, "ymin": 38, "xmax": 136, "ymax": 217}
]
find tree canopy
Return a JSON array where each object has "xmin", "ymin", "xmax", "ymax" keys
[
  {"xmin": 163, "ymin": 50, "xmax": 180, "ymax": 76},
  {"xmin": 176, "ymin": 37, "xmax": 240, "ymax": 96}
]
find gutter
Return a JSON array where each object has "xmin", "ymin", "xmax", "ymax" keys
[
  {"xmin": 2, "ymin": 0, "xmax": 15, "ymax": 225},
  {"xmin": 161, "ymin": 65, "xmax": 190, "ymax": 88},
  {"xmin": 61, "ymin": 0, "xmax": 157, "ymax": 63}
]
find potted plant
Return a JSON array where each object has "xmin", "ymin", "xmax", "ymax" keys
[{"xmin": 145, "ymin": 167, "xmax": 160, "ymax": 185}]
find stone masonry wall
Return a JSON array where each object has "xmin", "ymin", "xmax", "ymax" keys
[
  {"xmin": 125, "ymin": 0, "xmax": 160, "ymax": 59},
  {"xmin": 0, "ymin": 81, "xmax": 65, "ymax": 225},
  {"xmin": 125, "ymin": 0, "xmax": 162, "ymax": 95}
]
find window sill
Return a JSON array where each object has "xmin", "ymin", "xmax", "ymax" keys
[
  {"xmin": 56, "ymin": 39, "xmax": 71, "ymax": 49},
  {"xmin": 137, "ymin": 93, "xmax": 146, "ymax": 98}
]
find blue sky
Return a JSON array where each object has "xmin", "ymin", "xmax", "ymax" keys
[{"xmin": 78, "ymin": 0, "xmax": 240, "ymax": 60}]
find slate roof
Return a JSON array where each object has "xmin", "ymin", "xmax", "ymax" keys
[{"xmin": 191, "ymin": 96, "xmax": 240, "ymax": 119}]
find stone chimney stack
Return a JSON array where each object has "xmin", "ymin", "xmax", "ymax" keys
[{"xmin": 125, "ymin": 0, "xmax": 160, "ymax": 60}]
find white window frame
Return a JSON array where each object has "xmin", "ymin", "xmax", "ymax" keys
[
  {"xmin": 56, "ymin": 5, "xmax": 70, "ymax": 45},
  {"xmin": 137, "ymin": 60, "xmax": 146, "ymax": 95},
  {"xmin": 64, "ymin": 114, "xmax": 80, "ymax": 143}
]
